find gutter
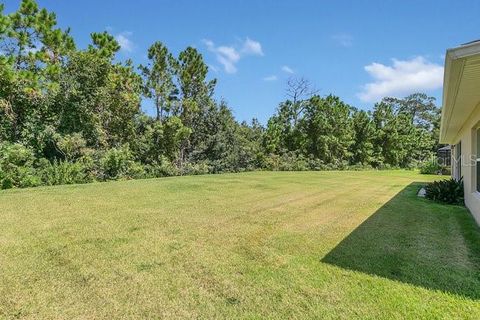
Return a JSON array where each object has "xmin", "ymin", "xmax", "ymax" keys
[{"xmin": 447, "ymin": 41, "xmax": 480, "ymax": 59}]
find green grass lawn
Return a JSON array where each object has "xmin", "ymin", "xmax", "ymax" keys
[{"xmin": 1, "ymin": 171, "xmax": 480, "ymax": 319}]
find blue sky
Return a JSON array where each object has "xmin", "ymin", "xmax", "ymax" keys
[{"xmin": 4, "ymin": 0, "xmax": 480, "ymax": 123}]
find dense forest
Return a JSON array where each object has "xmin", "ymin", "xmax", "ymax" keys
[{"xmin": 0, "ymin": 0, "xmax": 442, "ymax": 189}]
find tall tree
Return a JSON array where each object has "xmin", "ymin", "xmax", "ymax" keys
[
  {"xmin": 382, "ymin": 93, "xmax": 440, "ymax": 130},
  {"xmin": 53, "ymin": 31, "xmax": 141, "ymax": 152},
  {"xmin": 301, "ymin": 95, "xmax": 354, "ymax": 164},
  {"xmin": 88, "ymin": 31, "xmax": 120, "ymax": 59},
  {"xmin": 285, "ymin": 77, "xmax": 318, "ymax": 126},
  {"xmin": 380, "ymin": 93, "xmax": 440, "ymax": 163},
  {"xmin": 0, "ymin": 0, "xmax": 74, "ymax": 149},
  {"xmin": 350, "ymin": 109, "xmax": 375, "ymax": 165},
  {"xmin": 175, "ymin": 47, "xmax": 216, "ymax": 163},
  {"xmin": 139, "ymin": 41, "xmax": 177, "ymax": 122}
]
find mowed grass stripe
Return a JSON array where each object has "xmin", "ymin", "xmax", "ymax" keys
[{"xmin": 1, "ymin": 171, "xmax": 479, "ymax": 319}]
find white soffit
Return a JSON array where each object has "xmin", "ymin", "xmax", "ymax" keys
[{"xmin": 440, "ymin": 42, "xmax": 480, "ymax": 144}]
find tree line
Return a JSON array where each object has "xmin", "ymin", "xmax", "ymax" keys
[{"xmin": 0, "ymin": 0, "xmax": 441, "ymax": 189}]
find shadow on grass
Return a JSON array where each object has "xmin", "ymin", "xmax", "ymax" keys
[{"xmin": 322, "ymin": 182, "xmax": 480, "ymax": 300}]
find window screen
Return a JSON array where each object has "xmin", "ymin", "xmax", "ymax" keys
[{"xmin": 456, "ymin": 142, "xmax": 461, "ymax": 179}]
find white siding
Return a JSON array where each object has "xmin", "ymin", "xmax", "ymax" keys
[{"xmin": 453, "ymin": 102, "xmax": 480, "ymax": 225}]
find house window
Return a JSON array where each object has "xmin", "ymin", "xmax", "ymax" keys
[{"xmin": 455, "ymin": 141, "xmax": 461, "ymax": 179}]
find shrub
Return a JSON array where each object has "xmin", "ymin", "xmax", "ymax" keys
[
  {"xmin": 181, "ymin": 161, "xmax": 211, "ymax": 175},
  {"xmin": 279, "ymin": 153, "xmax": 309, "ymax": 171},
  {"xmin": 38, "ymin": 159, "xmax": 93, "ymax": 186},
  {"xmin": 56, "ymin": 133, "xmax": 88, "ymax": 160},
  {"xmin": 425, "ymin": 178, "xmax": 464, "ymax": 205},
  {"xmin": 420, "ymin": 159, "xmax": 442, "ymax": 174},
  {"xmin": 144, "ymin": 157, "xmax": 180, "ymax": 177},
  {"xmin": 0, "ymin": 143, "xmax": 41, "ymax": 189},
  {"xmin": 307, "ymin": 157, "xmax": 324, "ymax": 171},
  {"xmin": 347, "ymin": 163, "xmax": 375, "ymax": 171},
  {"xmin": 262, "ymin": 152, "xmax": 310, "ymax": 171},
  {"xmin": 99, "ymin": 146, "xmax": 145, "ymax": 180}
]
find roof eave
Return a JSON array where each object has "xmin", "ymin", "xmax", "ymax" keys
[{"xmin": 439, "ymin": 42, "xmax": 480, "ymax": 144}]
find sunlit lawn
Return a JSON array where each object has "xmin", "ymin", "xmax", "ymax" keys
[{"xmin": 1, "ymin": 171, "xmax": 479, "ymax": 319}]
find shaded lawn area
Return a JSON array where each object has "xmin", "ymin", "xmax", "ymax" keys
[
  {"xmin": 0, "ymin": 171, "xmax": 479, "ymax": 319},
  {"xmin": 322, "ymin": 182, "xmax": 480, "ymax": 300}
]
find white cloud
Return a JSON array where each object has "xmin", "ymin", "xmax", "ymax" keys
[
  {"xmin": 216, "ymin": 46, "xmax": 241, "ymax": 73},
  {"xmin": 203, "ymin": 37, "xmax": 263, "ymax": 74},
  {"xmin": 203, "ymin": 39, "xmax": 215, "ymax": 49},
  {"xmin": 281, "ymin": 65, "xmax": 294, "ymax": 74},
  {"xmin": 242, "ymin": 37, "xmax": 264, "ymax": 56},
  {"xmin": 332, "ymin": 33, "xmax": 353, "ymax": 47},
  {"xmin": 357, "ymin": 56, "xmax": 444, "ymax": 102},
  {"xmin": 263, "ymin": 75, "xmax": 278, "ymax": 81},
  {"xmin": 115, "ymin": 31, "xmax": 134, "ymax": 52},
  {"xmin": 217, "ymin": 46, "xmax": 241, "ymax": 62},
  {"xmin": 203, "ymin": 39, "xmax": 238, "ymax": 73},
  {"xmin": 208, "ymin": 64, "xmax": 219, "ymax": 73}
]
